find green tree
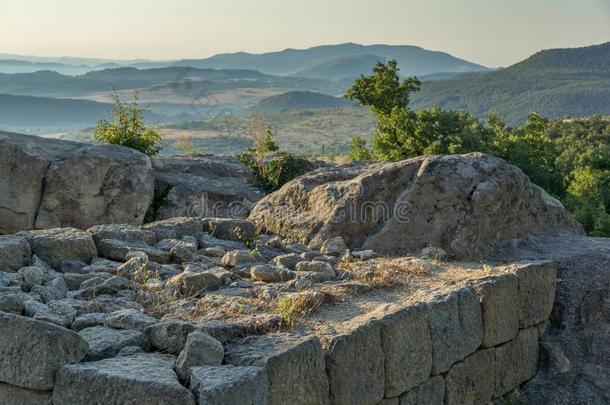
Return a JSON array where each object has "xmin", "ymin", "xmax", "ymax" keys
[
  {"xmin": 348, "ymin": 136, "xmax": 372, "ymax": 160},
  {"xmin": 94, "ymin": 91, "xmax": 162, "ymax": 157}
]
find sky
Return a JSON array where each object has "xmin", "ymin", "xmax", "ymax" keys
[{"xmin": 0, "ymin": 0, "xmax": 609, "ymax": 67}]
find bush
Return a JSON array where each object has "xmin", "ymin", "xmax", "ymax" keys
[{"xmin": 94, "ymin": 91, "xmax": 162, "ymax": 157}]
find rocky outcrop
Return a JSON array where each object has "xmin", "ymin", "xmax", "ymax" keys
[
  {"xmin": 151, "ymin": 156, "xmax": 265, "ymax": 220},
  {"xmin": 492, "ymin": 235, "xmax": 610, "ymax": 404},
  {"xmin": 249, "ymin": 153, "xmax": 584, "ymax": 259},
  {"xmin": 0, "ymin": 132, "xmax": 155, "ymax": 234}
]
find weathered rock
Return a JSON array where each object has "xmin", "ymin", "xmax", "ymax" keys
[
  {"xmin": 0, "ymin": 133, "xmax": 155, "ymax": 233},
  {"xmin": 87, "ymin": 223, "xmax": 156, "ymax": 246},
  {"xmin": 79, "ymin": 325, "xmax": 145, "ymax": 361},
  {"xmin": 420, "ymin": 246, "xmax": 448, "ymax": 261},
  {"xmin": 202, "ymin": 217, "xmax": 257, "ymax": 241},
  {"xmin": 250, "ymin": 264, "xmax": 283, "ymax": 282},
  {"xmin": 494, "ymin": 326, "xmax": 539, "ymax": 397},
  {"xmin": 146, "ymin": 319, "xmax": 197, "ymax": 354},
  {"xmin": 427, "ymin": 287, "xmax": 483, "ymax": 374},
  {"xmin": 18, "ymin": 266, "xmax": 45, "ymax": 288},
  {"xmin": 52, "ymin": 353, "xmax": 195, "ymax": 405},
  {"xmin": 445, "ymin": 349, "xmax": 495, "ymax": 405},
  {"xmin": 473, "ymin": 273, "xmax": 519, "ymax": 347},
  {"xmin": 272, "ymin": 253, "xmax": 301, "ymax": 269},
  {"xmin": 0, "ymin": 293, "xmax": 24, "ymax": 314},
  {"xmin": 71, "ymin": 312, "xmax": 106, "ymax": 331},
  {"xmin": 198, "ymin": 232, "xmax": 247, "ymax": 251},
  {"xmin": 16, "ymin": 228, "xmax": 97, "ymax": 269},
  {"xmin": 225, "ymin": 334, "xmax": 329, "ymax": 405},
  {"xmin": 105, "ymin": 308, "xmax": 157, "ymax": 331},
  {"xmin": 0, "ymin": 382, "xmax": 52, "ymax": 405},
  {"xmin": 167, "ymin": 270, "xmax": 223, "ymax": 296},
  {"xmin": 295, "ymin": 260, "xmax": 335, "ymax": 276},
  {"xmin": 320, "ymin": 236, "xmax": 348, "ymax": 256},
  {"xmin": 249, "ymin": 154, "xmax": 583, "ymax": 258},
  {"xmin": 97, "ymin": 238, "xmax": 170, "ymax": 263},
  {"xmin": 222, "ymin": 250, "xmax": 258, "ymax": 267},
  {"xmin": 141, "ymin": 217, "xmax": 203, "ymax": 241},
  {"xmin": 352, "ymin": 249, "xmax": 376, "ymax": 260},
  {"xmin": 509, "ymin": 260, "xmax": 556, "ymax": 328},
  {"xmin": 0, "ymin": 236, "xmax": 31, "ymax": 272},
  {"xmin": 78, "ymin": 258, "xmax": 120, "ymax": 274},
  {"xmin": 203, "ymin": 246, "xmax": 226, "ymax": 257},
  {"xmin": 399, "ymin": 376, "xmax": 445, "ymax": 405},
  {"xmin": 174, "ymin": 332, "xmax": 224, "ymax": 381},
  {"xmin": 0, "ymin": 312, "xmax": 88, "ymax": 390},
  {"xmin": 152, "ymin": 156, "xmax": 264, "ymax": 220},
  {"xmin": 325, "ymin": 320, "xmax": 384, "ymax": 405},
  {"xmin": 189, "ymin": 365, "xmax": 268, "ymax": 405},
  {"xmin": 381, "ymin": 303, "xmax": 432, "ymax": 397},
  {"xmin": 63, "ymin": 271, "xmax": 112, "ymax": 290}
]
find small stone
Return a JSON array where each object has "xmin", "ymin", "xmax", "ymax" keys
[
  {"xmin": 60, "ymin": 259, "xmax": 87, "ymax": 273},
  {"xmin": 17, "ymin": 266, "xmax": 45, "ymax": 288},
  {"xmin": 267, "ymin": 236, "xmax": 283, "ymax": 248},
  {"xmin": 105, "ymin": 309, "xmax": 157, "ymax": 332},
  {"xmin": 204, "ymin": 246, "xmax": 226, "ymax": 257},
  {"xmin": 352, "ymin": 249, "xmax": 376, "ymax": 260},
  {"xmin": 145, "ymin": 319, "xmax": 197, "ymax": 354},
  {"xmin": 222, "ymin": 250, "xmax": 258, "ymax": 267},
  {"xmin": 167, "ymin": 270, "xmax": 223, "ymax": 297},
  {"xmin": 320, "ymin": 236, "xmax": 348, "ymax": 256},
  {"xmin": 295, "ymin": 261, "xmax": 335, "ymax": 276},
  {"xmin": 175, "ymin": 332, "xmax": 224, "ymax": 381},
  {"xmin": 272, "ymin": 253, "xmax": 301, "ymax": 270},
  {"xmin": 72, "ymin": 313, "xmax": 107, "ymax": 331},
  {"xmin": 420, "ymin": 247, "xmax": 448, "ymax": 260},
  {"xmin": 0, "ymin": 293, "xmax": 24, "ymax": 314},
  {"xmin": 250, "ymin": 265, "xmax": 282, "ymax": 283},
  {"xmin": 79, "ymin": 326, "xmax": 145, "ymax": 361}
]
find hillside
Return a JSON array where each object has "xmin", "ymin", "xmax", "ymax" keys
[
  {"xmin": 0, "ymin": 93, "xmax": 170, "ymax": 132},
  {"xmin": 411, "ymin": 42, "xmax": 610, "ymax": 125},
  {"xmin": 172, "ymin": 43, "xmax": 489, "ymax": 78},
  {"xmin": 250, "ymin": 91, "xmax": 350, "ymax": 113},
  {"xmin": 295, "ymin": 54, "xmax": 386, "ymax": 81}
]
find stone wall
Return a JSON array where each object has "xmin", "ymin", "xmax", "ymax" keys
[
  {"xmin": 0, "ymin": 255, "xmax": 555, "ymax": 404},
  {"xmin": 224, "ymin": 261, "xmax": 554, "ymax": 405}
]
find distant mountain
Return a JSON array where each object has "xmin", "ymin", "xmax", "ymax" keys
[
  {"xmin": 295, "ymin": 54, "xmax": 386, "ymax": 81},
  {"xmin": 172, "ymin": 43, "xmax": 489, "ymax": 79},
  {"xmin": 250, "ymin": 91, "xmax": 350, "ymax": 113},
  {"xmin": 411, "ymin": 42, "xmax": 610, "ymax": 125}
]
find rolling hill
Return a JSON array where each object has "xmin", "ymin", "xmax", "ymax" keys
[
  {"xmin": 411, "ymin": 42, "xmax": 610, "ymax": 125},
  {"xmin": 172, "ymin": 43, "xmax": 489, "ymax": 79},
  {"xmin": 250, "ymin": 91, "xmax": 350, "ymax": 113}
]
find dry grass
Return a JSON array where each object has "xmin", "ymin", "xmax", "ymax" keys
[{"xmin": 275, "ymin": 292, "xmax": 326, "ymax": 327}]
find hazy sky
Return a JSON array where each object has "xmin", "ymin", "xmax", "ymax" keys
[{"xmin": 1, "ymin": 0, "xmax": 609, "ymax": 67}]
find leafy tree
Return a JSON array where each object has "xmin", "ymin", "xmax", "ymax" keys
[
  {"xmin": 346, "ymin": 60, "xmax": 420, "ymax": 115},
  {"xmin": 94, "ymin": 91, "xmax": 162, "ymax": 157}
]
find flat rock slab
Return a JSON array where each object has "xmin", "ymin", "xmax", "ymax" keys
[
  {"xmin": 0, "ymin": 312, "xmax": 88, "ymax": 390},
  {"xmin": 225, "ymin": 334, "xmax": 329, "ymax": 405},
  {"xmin": 96, "ymin": 239, "xmax": 170, "ymax": 263},
  {"xmin": 189, "ymin": 365, "xmax": 268, "ymax": 405},
  {"xmin": 52, "ymin": 353, "xmax": 195, "ymax": 405},
  {"xmin": 16, "ymin": 228, "xmax": 97, "ymax": 269},
  {"xmin": 79, "ymin": 326, "xmax": 145, "ymax": 361}
]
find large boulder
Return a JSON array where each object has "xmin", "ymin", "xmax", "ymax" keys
[
  {"xmin": 0, "ymin": 312, "xmax": 89, "ymax": 390},
  {"xmin": 249, "ymin": 153, "xmax": 583, "ymax": 259},
  {"xmin": 151, "ymin": 156, "xmax": 264, "ymax": 220},
  {"xmin": 0, "ymin": 132, "xmax": 154, "ymax": 233},
  {"xmin": 16, "ymin": 228, "xmax": 97, "ymax": 269}
]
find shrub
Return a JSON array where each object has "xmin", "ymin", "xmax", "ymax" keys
[{"xmin": 94, "ymin": 91, "xmax": 162, "ymax": 157}]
